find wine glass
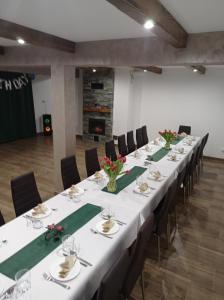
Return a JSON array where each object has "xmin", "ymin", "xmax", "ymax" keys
[
  {"xmin": 15, "ymin": 269, "xmax": 31, "ymax": 299},
  {"xmin": 62, "ymin": 234, "xmax": 75, "ymax": 255}
]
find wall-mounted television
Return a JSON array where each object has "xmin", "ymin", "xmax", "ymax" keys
[{"xmin": 91, "ymin": 82, "xmax": 104, "ymax": 89}]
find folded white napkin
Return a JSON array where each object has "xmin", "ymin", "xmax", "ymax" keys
[{"xmin": 59, "ymin": 255, "xmax": 76, "ymax": 278}]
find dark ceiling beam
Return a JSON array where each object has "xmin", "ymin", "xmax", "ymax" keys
[
  {"xmin": 0, "ymin": 65, "xmax": 51, "ymax": 75},
  {"xmin": 191, "ymin": 65, "xmax": 206, "ymax": 75},
  {"xmin": 106, "ymin": 0, "xmax": 188, "ymax": 48},
  {"xmin": 134, "ymin": 65, "xmax": 162, "ymax": 74},
  {"xmin": 0, "ymin": 46, "xmax": 5, "ymax": 55},
  {"xmin": 0, "ymin": 18, "xmax": 76, "ymax": 53}
]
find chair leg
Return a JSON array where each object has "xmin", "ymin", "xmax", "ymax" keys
[
  {"xmin": 156, "ymin": 234, "xmax": 161, "ymax": 263},
  {"xmin": 140, "ymin": 272, "xmax": 145, "ymax": 300}
]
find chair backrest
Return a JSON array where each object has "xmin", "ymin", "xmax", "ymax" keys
[
  {"xmin": 61, "ymin": 155, "xmax": 81, "ymax": 190},
  {"xmin": 127, "ymin": 131, "xmax": 136, "ymax": 153},
  {"xmin": 122, "ymin": 214, "xmax": 154, "ymax": 297},
  {"xmin": 136, "ymin": 128, "xmax": 144, "ymax": 149},
  {"xmin": 118, "ymin": 134, "xmax": 128, "ymax": 157},
  {"xmin": 142, "ymin": 125, "xmax": 149, "ymax": 145},
  {"xmin": 155, "ymin": 178, "xmax": 178, "ymax": 235},
  {"xmin": 96, "ymin": 249, "xmax": 131, "ymax": 300},
  {"xmin": 11, "ymin": 172, "xmax": 42, "ymax": 217},
  {"xmin": 0, "ymin": 210, "xmax": 5, "ymax": 226},
  {"xmin": 105, "ymin": 140, "xmax": 117, "ymax": 161},
  {"xmin": 178, "ymin": 125, "xmax": 191, "ymax": 135},
  {"xmin": 85, "ymin": 148, "xmax": 101, "ymax": 177}
]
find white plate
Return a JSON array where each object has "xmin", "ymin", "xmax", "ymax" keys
[
  {"xmin": 88, "ymin": 174, "xmax": 105, "ymax": 182},
  {"xmin": 50, "ymin": 257, "xmax": 81, "ymax": 282},
  {"xmin": 66, "ymin": 187, "xmax": 85, "ymax": 197},
  {"xmin": 96, "ymin": 220, "xmax": 119, "ymax": 235},
  {"xmin": 30, "ymin": 206, "xmax": 52, "ymax": 219},
  {"xmin": 167, "ymin": 158, "xmax": 180, "ymax": 162},
  {"xmin": 148, "ymin": 174, "xmax": 164, "ymax": 182},
  {"xmin": 133, "ymin": 185, "xmax": 151, "ymax": 195}
]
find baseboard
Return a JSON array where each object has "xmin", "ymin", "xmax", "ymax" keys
[{"xmin": 204, "ymin": 156, "xmax": 224, "ymax": 162}]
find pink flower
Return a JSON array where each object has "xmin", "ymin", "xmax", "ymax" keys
[
  {"xmin": 47, "ymin": 224, "xmax": 55, "ymax": 230},
  {"xmin": 125, "ymin": 170, "xmax": 131, "ymax": 175},
  {"xmin": 56, "ymin": 225, "xmax": 64, "ymax": 232}
]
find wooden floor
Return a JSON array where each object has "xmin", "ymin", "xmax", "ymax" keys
[{"xmin": 0, "ymin": 135, "xmax": 224, "ymax": 299}]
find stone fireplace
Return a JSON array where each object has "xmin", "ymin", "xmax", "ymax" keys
[{"xmin": 83, "ymin": 68, "xmax": 114, "ymax": 141}]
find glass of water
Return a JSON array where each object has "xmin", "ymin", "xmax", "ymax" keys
[{"xmin": 62, "ymin": 234, "xmax": 75, "ymax": 255}]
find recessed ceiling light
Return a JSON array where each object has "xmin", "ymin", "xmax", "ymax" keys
[
  {"xmin": 144, "ymin": 69, "xmax": 147, "ymax": 73},
  {"xmin": 144, "ymin": 20, "xmax": 154, "ymax": 30},
  {"xmin": 17, "ymin": 38, "xmax": 25, "ymax": 45},
  {"xmin": 193, "ymin": 68, "xmax": 198, "ymax": 72},
  {"xmin": 92, "ymin": 68, "xmax": 96, "ymax": 73}
]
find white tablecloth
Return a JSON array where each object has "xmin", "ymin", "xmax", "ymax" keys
[{"xmin": 0, "ymin": 136, "xmax": 201, "ymax": 300}]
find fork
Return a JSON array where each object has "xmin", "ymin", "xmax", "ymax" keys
[
  {"xmin": 90, "ymin": 228, "xmax": 113, "ymax": 239},
  {"xmin": 42, "ymin": 272, "xmax": 70, "ymax": 289}
]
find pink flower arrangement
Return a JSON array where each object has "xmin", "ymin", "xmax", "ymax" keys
[
  {"xmin": 102, "ymin": 155, "xmax": 130, "ymax": 178},
  {"xmin": 45, "ymin": 223, "xmax": 64, "ymax": 241},
  {"xmin": 159, "ymin": 129, "xmax": 177, "ymax": 143}
]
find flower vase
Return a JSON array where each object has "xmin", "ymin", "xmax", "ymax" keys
[
  {"xmin": 107, "ymin": 177, "xmax": 117, "ymax": 192},
  {"xmin": 164, "ymin": 141, "xmax": 171, "ymax": 150}
]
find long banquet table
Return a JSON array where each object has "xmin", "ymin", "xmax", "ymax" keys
[{"xmin": 0, "ymin": 135, "xmax": 201, "ymax": 300}]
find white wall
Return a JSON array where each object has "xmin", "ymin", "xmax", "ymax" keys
[
  {"xmin": 32, "ymin": 75, "xmax": 51, "ymax": 133},
  {"xmin": 113, "ymin": 68, "xmax": 134, "ymax": 136},
  {"xmin": 32, "ymin": 71, "xmax": 83, "ymax": 134},
  {"xmin": 113, "ymin": 67, "xmax": 224, "ymax": 158}
]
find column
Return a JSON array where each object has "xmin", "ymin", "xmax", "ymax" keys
[{"xmin": 51, "ymin": 64, "xmax": 76, "ymax": 192}]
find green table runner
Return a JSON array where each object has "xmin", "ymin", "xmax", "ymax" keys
[
  {"xmin": 146, "ymin": 137, "xmax": 185, "ymax": 162},
  {"xmin": 147, "ymin": 148, "xmax": 170, "ymax": 162},
  {"xmin": 102, "ymin": 166, "xmax": 146, "ymax": 194},
  {"xmin": 172, "ymin": 136, "xmax": 184, "ymax": 145},
  {"xmin": 0, "ymin": 203, "xmax": 101, "ymax": 279}
]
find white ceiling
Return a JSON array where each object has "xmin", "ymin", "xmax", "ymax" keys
[
  {"xmin": 160, "ymin": 0, "xmax": 224, "ymax": 33},
  {"xmin": 0, "ymin": 0, "xmax": 154, "ymax": 46}
]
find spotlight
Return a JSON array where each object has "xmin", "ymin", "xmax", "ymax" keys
[
  {"xmin": 17, "ymin": 38, "xmax": 25, "ymax": 45},
  {"xmin": 144, "ymin": 20, "xmax": 154, "ymax": 30},
  {"xmin": 92, "ymin": 68, "xmax": 96, "ymax": 73}
]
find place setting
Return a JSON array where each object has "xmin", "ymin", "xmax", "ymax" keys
[
  {"xmin": 147, "ymin": 165, "xmax": 166, "ymax": 182},
  {"xmin": 173, "ymin": 146, "xmax": 187, "ymax": 155},
  {"xmin": 133, "ymin": 175, "xmax": 155, "ymax": 197},
  {"xmin": 90, "ymin": 207, "xmax": 123, "ymax": 239},
  {"xmin": 23, "ymin": 203, "xmax": 52, "ymax": 229},
  {"xmin": 167, "ymin": 152, "xmax": 181, "ymax": 162},
  {"xmin": 61, "ymin": 184, "xmax": 85, "ymax": 202}
]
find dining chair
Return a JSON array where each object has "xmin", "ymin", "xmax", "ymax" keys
[
  {"xmin": 105, "ymin": 140, "xmax": 117, "ymax": 161},
  {"xmin": 122, "ymin": 213, "xmax": 155, "ymax": 300},
  {"xmin": 118, "ymin": 134, "xmax": 128, "ymax": 157},
  {"xmin": 136, "ymin": 128, "xmax": 144, "ymax": 149},
  {"xmin": 199, "ymin": 133, "xmax": 209, "ymax": 172},
  {"xmin": 96, "ymin": 249, "xmax": 131, "ymax": 300},
  {"xmin": 127, "ymin": 131, "xmax": 136, "ymax": 154},
  {"xmin": 0, "ymin": 210, "xmax": 5, "ymax": 226},
  {"xmin": 153, "ymin": 177, "xmax": 178, "ymax": 262},
  {"xmin": 85, "ymin": 147, "xmax": 101, "ymax": 177},
  {"xmin": 96, "ymin": 214, "xmax": 154, "ymax": 300},
  {"xmin": 61, "ymin": 155, "xmax": 81, "ymax": 190},
  {"xmin": 141, "ymin": 125, "xmax": 149, "ymax": 145},
  {"xmin": 11, "ymin": 172, "xmax": 42, "ymax": 217},
  {"xmin": 178, "ymin": 125, "xmax": 191, "ymax": 135}
]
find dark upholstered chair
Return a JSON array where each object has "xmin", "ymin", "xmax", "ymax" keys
[
  {"xmin": 105, "ymin": 140, "xmax": 117, "ymax": 161},
  {"xmin": 96, "ymin": 249, "xmax": 131, "ymax": 300},
  {"xmin": 85, "ymin": 148, "xmax": 101, "ymax": 177},
  {"xmin": 11, "ymin": 172, "xmax": 42, "ymax": 217},
  {"xmin": 122, "ymin": 214, "xmax": 154, "ymax": 300},
  {"xmin": 97, "ymin": 214, "xmax": 155, "ymax": 300},
  {"xmin": 0, "ymin": 210, "xmax": 5, "ymax": 226},
  {"xmin": 61, "ymin": 155, "xmax": 81, "ymax": 190},
  {"xmin": 136, "ymin": 128, "xmax": 144, "ymax": 149},
  {"xmin": 118, "ymin": 134, "xmax": 128, "ymax": 157},
  {"xmin": 142, "ymin": 125, "xmax": 149, "ymax": 145},
  {"xmin": 153, "ymin": 178, "xmax": 178, "ymax": 262},
  {"xmin": 127, "ymin": 131, "xmax": 136, "ymax": 154},
  {"xmin": 178, "ymin": 125, "xmax": 191, "ymax": 135}
]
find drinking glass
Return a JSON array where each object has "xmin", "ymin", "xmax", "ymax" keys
[
  {"xmin": 136, "ymin": 175, "xmax": 143, "ymax": 187},
  {"xmin": 15, "ymin": 269, "xmax": 31, "ymax": 299},
  {"xmin": 62, "ymin": 234, "xmax": 75, "ymax": 255}
]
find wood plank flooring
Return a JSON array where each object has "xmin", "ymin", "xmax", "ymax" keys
[{"xmin": 0, "ymin": 135, "xmax": 224, "ymax": 299}]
